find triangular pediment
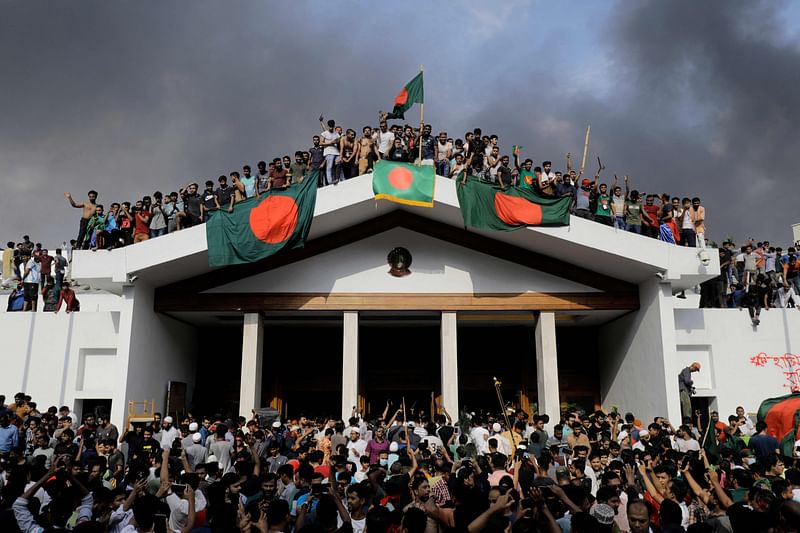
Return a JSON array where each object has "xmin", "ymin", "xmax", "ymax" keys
[
  {"xmin": 205, "ymin": 226, "xmax": 599, "ymax": 295},
  {"xmin": 154, "ymin": 211, "xmax": 638, "ymax": 313}
]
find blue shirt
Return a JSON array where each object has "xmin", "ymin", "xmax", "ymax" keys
[{"xmin": 0, "ymin": 424, "xmax": 19, "ymax": 452}]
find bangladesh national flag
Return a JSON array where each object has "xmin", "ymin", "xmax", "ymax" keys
[
  {"xmin": 701, "ymin": 418, "xmax": 720, "ymax": 463},
  {"xmin": 206, "ymin": 171, "xmax": 319, "ymax": 267},
  {"xmin": 385, "ymin": 72, "xmax": 424, "ymax": 120},
  {"xmin": 372, "ymin": 160, "xmax": 435, "ymax": 207},
  {"xmin": 456, "ymin": 175, "xmax": 571, "ymax": 231},
  {"xmin": 757, "ymin": 392, "xmax": 800, "ymax": 456}
]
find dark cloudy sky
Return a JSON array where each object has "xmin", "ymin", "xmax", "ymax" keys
[{"xmin": 2, "ymin": 0, "xmax": 799, "ymax": 247}]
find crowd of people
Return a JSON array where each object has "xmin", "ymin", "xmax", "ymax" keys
[
  {"xmin": 3, "ymin": 115, "xmax": 799, "ymax": 320},
  {"xmin": 699, "ymin": 241, "xmax": 800, "ymax": 324},
  {"xmin": 53, "ymin": 115, "xmax": 718, "ymax": 254},
  {"xmin": 1, "ymin": 237, "xmax": 79, "ymax": 313},
  {"xmin": 2, "ymin": 388, "xmax": 800, "ymax": 533}
]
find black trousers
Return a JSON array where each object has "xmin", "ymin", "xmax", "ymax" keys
[{"xmin": 76, "ymin": 218, "xmax": 89, "ymax": 249}]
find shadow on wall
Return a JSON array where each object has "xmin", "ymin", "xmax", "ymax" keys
[{"xmin": 673, "ymin": 309, "xmax": 706, "ymax": 333}]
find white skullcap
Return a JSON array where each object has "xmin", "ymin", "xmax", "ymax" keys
[
  {"xmin": 192, "ymin": 433, "xmax": 201, "ymax": 443},
  {"xmin": 163, "ymin": 416, "xmax": 173, "ymax": 423},
  {"xmin": 189, "ymin": 422, "xmax": 198, "ymax": 432},
  {"xmin": 492, "ymin": 422, "xmax": 502, "ymax": 433},
  {"xmin": 389, "ymin": 442, "xmax": 399, "ymax": 453}
]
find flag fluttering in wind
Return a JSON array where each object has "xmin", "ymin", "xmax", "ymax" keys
[{"xmin": 384, "ymin": 72, "xmax": 424, "ymax": 120}]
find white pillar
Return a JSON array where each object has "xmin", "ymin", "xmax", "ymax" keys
[
  {"xmin": 535, "ymin": 312, "xmax": 560, "ymax": 432},
  {"xmin": 342, "ymin": 312, "xmax": 359, "ymax": 421},
  {"xmin": 441, "ymin": 312, "xmax": 459, "ymax": 418},
  {"xmin": 239, "ymin": 313, "xmax": 264, "ymax": 418}
]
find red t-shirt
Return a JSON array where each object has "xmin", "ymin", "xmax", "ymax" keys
[
  {"xmin": 642, "ymin": 205, "xmax": 659, "ymax": 227},
  {"xmin": 134, "ymin": 212, "xmax": 150, "ymax": 235},
  {"xmin": 39, "ymin": 255, "xmax": 54, "ymax": 275}
]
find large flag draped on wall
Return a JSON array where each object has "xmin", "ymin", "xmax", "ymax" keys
[
  {"xmin": 384, "ymin": 72, "xmax": 424, "ymax": 120},
  {"xmin": 372, "ymin": 160, "xmax": 435, "ymax": 207},
  {"xmin": 456, "ymin": 175, "xmax": 571, "ymax": 231},
  {"xmin": 757, "ymin": 392, "xmax": 800, "ymax": 457},
  {"xmin": 206, "ymin": 171, "xmax": 318, "ymax": 267}
]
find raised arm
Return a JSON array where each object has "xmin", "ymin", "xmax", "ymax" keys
[
  {"xmin": 706, "ymin": 467, "xmax": 733, "ymax": 509},
  {"xmin": 178, "ymin": 485, "xmax": 196, "ymax": 533},
  {"xmin": 637, "ymin": 463, "xmax": 665, "ymax": 504},
  {"xmin": 64, "ymin": 192, "xmax": 83, "ymax": 208},
  {"xmin": 681, "ymin": 466, "xmax": 710, "ymax": 505}
]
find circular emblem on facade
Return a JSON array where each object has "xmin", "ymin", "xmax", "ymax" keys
[{"xmin": 387, "ymin": 247, "xmax": 412, "ymax": 277}]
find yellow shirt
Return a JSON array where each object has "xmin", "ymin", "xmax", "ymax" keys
[{"xmin": 2, "ymin": 248, "xmax": 13, "ymax": 279}]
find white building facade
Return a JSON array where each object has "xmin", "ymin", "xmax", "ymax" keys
[{"xmin": 2, "ymin": 175, "xmax": 798, "ymax": 428}]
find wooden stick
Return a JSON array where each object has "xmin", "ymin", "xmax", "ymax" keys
[
  {"xmin": 418, "ymin": 65, "xmax": 424, "ymax": 165},
  {"xmin": 579, "ymin": 125, "xmax": 591, "ymax": 175}
]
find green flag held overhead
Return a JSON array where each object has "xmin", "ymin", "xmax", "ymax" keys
[
  {"xmin": 372, "ymin": 160, "xmax": 435, "ymax": 207},
  {"xmin": 456, "ymin": 175, "xmax": 571, "ymax": 231},
  {"xmin": 206, "ymin": 171, "xmax": 319, "ymax": 267},
  {"xmin": 385, "ymin": 72, "xmax": 424, "ymax": 120}
]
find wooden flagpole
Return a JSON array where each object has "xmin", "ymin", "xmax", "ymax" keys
[
  {"xmin": 418, "ymin": 65, "xmax": 424, "ymax": 165},
  {"xmin": 579, "ymin": 124, "xmax": 591, "ymax": 176}
]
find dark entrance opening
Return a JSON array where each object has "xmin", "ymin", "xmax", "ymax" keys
[
  {"xmin": 359, "ymin": 323, "xmax": 440, "ymax": 419},
  {"xmin": 458, "ymin": 324, "xmax": 536, "ymax": 415},
  {"xmin": 263, "ymin": 323, "xmax": 342, "ymax": 419}
]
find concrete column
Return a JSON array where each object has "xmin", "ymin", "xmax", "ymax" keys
[
  {"xmin": 535, "ymin": 312, "xmax": 560, "ymax": 432},
  {"xmin": 239, "ymin": 313, "xmax": 264, "ymax": 418},
  {"xmin": 342, "ymin": 312, "xmax": 359, "ymax": 421},
  {"xmin": 440, "ymin": 312, "xmax": 459, "ymax": 417}
]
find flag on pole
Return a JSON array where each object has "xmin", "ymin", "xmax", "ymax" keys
[
  {"xmin": 372, "ymin": 160, "xmax": 435, "ymax": 207},
  {"xmin": 206, "ymin": 172, "xmax": 319, "ymax": 266},
  {"xmin": 512, "ymin": 145, "xmax": 524, "ymax": 156},
  {"xmin": 456, "ymin": 175, "xmax": 571, "ymax": 231},
  {"xmin": 385, "ymin": 72, "xmax": 424, "ymax": 120}
]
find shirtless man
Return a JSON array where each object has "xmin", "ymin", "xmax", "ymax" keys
[
  {"xmin": 338, "ymin": 129, "xmax": 357, "ymax": 181},
  {"xmin": 64, "ymin": 190, "xmax": 98, "ymax": 250},
  {"xmin": 356, "ymin": 126, "xmax": 379, "ymax": 175}
]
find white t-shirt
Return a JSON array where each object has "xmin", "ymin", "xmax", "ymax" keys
[
  {"xmin": 470, "ymin": 427, "xmax": 490, "ymax": 454},
  {"xmin": 23, "ymin": 258, "xmax": 40, "ymax": 284},
  {"xmin": 376, "ymin": 131, "xmax": 394, "ymax": 154},
  {"xmin": 674, "ymin": 438, "xmax": 700, "ymax": 452},
  {"xmin": 321, "ymin": 130, "xmax": 341, "ymax": 156},
  {"xmin": 437, "ymin": 141, "xmax": 452, "ymax": 161},
  {"xmin": 346, "ymin": 438, "xmax": 367, "ymax": 459}
]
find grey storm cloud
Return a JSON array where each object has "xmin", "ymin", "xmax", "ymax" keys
[{"xmin": 1, "ymin": 0, "xmax": 798, "ymax": 247}]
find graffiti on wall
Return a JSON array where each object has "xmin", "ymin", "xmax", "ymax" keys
[{"xmin": 749, "ymin": 352, "xmax": 800, "ymax": 391}]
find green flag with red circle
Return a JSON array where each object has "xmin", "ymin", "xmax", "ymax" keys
[
  {"xmin": 206, "ymin": 171, "xmax": 319, "ymax": 267},
  {"xmin": 372, "ymin": 160, "xmax": 436, "ymax": 207},
  {"xmin": 384, "ymin": 72, "xmax": 424, "ymax": 120},
  {"xmin": 456, "ymin": 175, "xmax": 571, "ymax": 231}
]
